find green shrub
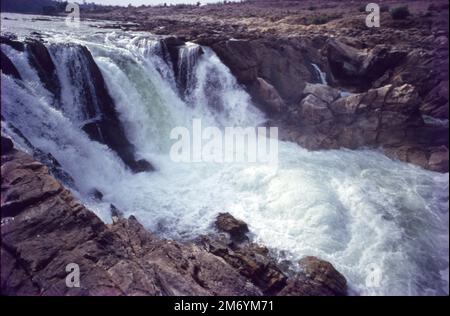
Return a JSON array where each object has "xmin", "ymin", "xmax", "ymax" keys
[{"xmin": 390, "ymin": 6, "xmax": 410, "ymax": 19}]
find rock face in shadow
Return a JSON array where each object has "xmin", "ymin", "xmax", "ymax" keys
[
  {"xmin": 210, "ymin": 38, "xmax": 319, "ymax": 114},
  {"xmin": 26, "ymin": 39, "xmax": 61, "ymax": 98},
  {"xmin": 1, "ymin": 140, "xmax": 348, "ymax": 296},
  {"xmin": 326, "ymin": 39, "xmax": 408, "ymax": 90},
  {"xmin": 0, "ymin": 50, "xmax": 21, "ymax": 79}
]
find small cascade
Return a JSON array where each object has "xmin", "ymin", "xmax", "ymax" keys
[
  {"xmin": 177, "ymin": 42, "xmax": 204, "ymax": 94},
  {"xmin": 130, "ymin": 36, "xmax": 177, "ymax": 86},
  {"xmin": 312, "ymin": 63, "xmax": 328, "ymax": 85}
]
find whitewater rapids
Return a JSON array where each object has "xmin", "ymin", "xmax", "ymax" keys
[{"xmin": 1, "ymin": 14, "xmax": 448, "ymax": 296}]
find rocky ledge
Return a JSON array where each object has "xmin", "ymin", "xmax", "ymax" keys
[{"xmin": 1, "ymin": 136, "xmax": 347, "ymax": 296}]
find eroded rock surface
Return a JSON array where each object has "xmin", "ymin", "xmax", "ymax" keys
[{"xmin": 1, "ymin": 139, "xmax": 347, "ymax": 296}]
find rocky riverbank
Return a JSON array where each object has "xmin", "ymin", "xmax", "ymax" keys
[
  {"xmin": 1, "ymin": 136, "xmax": 347, "ymax": 296},
  {"xmin": 81, "ymin": 0, "xmax": 449, "ymax": 172}
]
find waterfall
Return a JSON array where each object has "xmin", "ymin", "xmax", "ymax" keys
[
  {"xmin": 0, "ymin": 15, "xmax": 448, "ymax": 296},
  {"xmin": 312, "ymin": 63, "xmax": 327, "ymax": 85},
  {"xmin": 177, "ymin": 42, "xmax": 203, "ymax": 94}
]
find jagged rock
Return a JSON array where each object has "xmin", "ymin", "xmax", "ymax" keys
[
  {"xmin": 327, "ymin": 39, "xmax": 365, "ymax": 86},
  {"xmin": 215, "ymin": 212, "xmax": 249, "ymax": 242},
  {"xmin": 253, "ymin": 77, "xmax": 286, "ymax": 114},
  {"xmin": 428, "ymin": 146, "xmax": 449, "ymax": 173},
  {"xmin": 421, "ymin": 80, "xmax": 449, "ymax": 119},
  {"xmin": 297, "ymin": 256, "xmax": 347, "ymax": 296},
  {"xmin": 297, "ymin": 94, "xmax": 333, "ymax": 125},
  {"xmin": 303, "ymin": 83, "xmax": 340, "ymax": 105},
  {"xmin": 281, "ymin": 82, "xmax": 449, "ymax": 172},
  {"xmin": 360, "ymin": 45, "xmax": 407, "ymax": 82},
  {"xmin": 197, "ymin": 235, "xmax": 287, "ymax": 295},
  {"xmin": 3, "ymin": 124, "xmax": 75, "ymax": 187},
  {"xmin": 271, "ymin": 256, "xmax": 347, "ymax": 297},
  {"xmin": 327, "ymin": 40, "xmax": 407, "ymax": 90},
  {"xmin": 384, "ymin": 145, "xmax": 449, "ymax": 173},
  {"xmin": 0, "ymin": 50, "xmax": 21, "ymax": 79},
  {"xmin": 387, "ymin": 48, "xmax": 448, "ymax": 120},
  {"xmin": 0, "ymin": 35, "xmax": 25, "ymax": 52},
  {"xmin": 25, "ymin": 39, "xmax": 60, "ymax": 98}
]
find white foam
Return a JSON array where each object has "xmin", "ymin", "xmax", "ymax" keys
[{"xmin": 1, "ymin": 15, "xmax": 449, "ymax": 295}]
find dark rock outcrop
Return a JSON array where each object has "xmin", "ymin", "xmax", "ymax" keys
[
  {"xmin": 215, "ymin": 212, "xmax": 249, "ymax": 242},
  {"xmin": 0, "ymin": 146, "xmax": 260, "ymax": 295},
  {"xmin": 278, "ymin": 256, "xmax": 347, "ymax": 296},
  {"xmin": 326, "ymin": 39, "xmax": 407, "ymax": 90},
  {"xmin": 0, "ymin": 50, "xmax": 21, "ymax": 79},
  {"xmin": 1, "ymin": 142, "xmax": 348, "ymax": 296},
  {"xmin": 198, "ymin": 235, "xmax": 287, "ymax": 295},
  {"xmin": 26, "ymin": 39, "xmax": 60, "ymax": 98},
  {"xmin": 0, "ymin": 35, "xmax": 25, "ymax": 52},
  {"xmin": 210, "ymin": 38, "xmax": 319, "ymax": 114},
  {"xmin": 1, "ymin": 135, "xmax": 14, "ymax": 154},
  {"xmin": 280, "ymin": 83, "xmax": 448, "ymax": 172}
]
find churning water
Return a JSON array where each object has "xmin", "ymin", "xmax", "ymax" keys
[{"xmin": 1, "ymin": 14, "xmax": 448, "ymax": 295}]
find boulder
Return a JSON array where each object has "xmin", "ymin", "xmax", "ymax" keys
[
  {"xmin": 297, "ymin": 256, "xmax": 347, "ymax": 296},
  {"xmin": 428, "ymin": 146, "xmax": 449, "ymax": 173},
  {"xmin": 303, "ymin": 83, "xmax": 340, "ymax": 104},
  {"xmin": 282, "ymin": 82, "xmax": 448, "ymax": 172},
  {"xmin": 198, "ymin": 234, "xmax": 287, "ymax": 295},
  {"xmin": 360, "ymin": 45, "xmax": 407, "ymax": 82},
  {"xmin": 215, "ymin": 212, "xmax": 249, "ymax": 242},
  {"xmin": 326, "ymin": 39, "xmax": 365, "ymax": 86},
  {"xmin": 275, "ymin": 257, "xmax": 347, "ymax": 297},
  {"xmin": 297, "ymin": 94, "xmax": 333, "ymax": 125},
  {"xmin": 252, "ymin": 77, "xmax": 286, "ymax": 114}
]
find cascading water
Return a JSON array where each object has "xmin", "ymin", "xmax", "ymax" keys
[{"xmin": 1, "ymin": 13, "xmax": 449, "ymax": 296}]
